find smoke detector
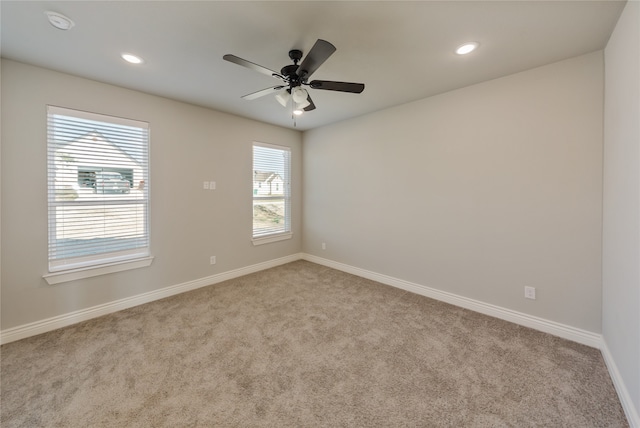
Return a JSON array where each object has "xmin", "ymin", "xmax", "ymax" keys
[{"xmin": 45, "ymin": 11, "xmax": 75, "ymax": 30}]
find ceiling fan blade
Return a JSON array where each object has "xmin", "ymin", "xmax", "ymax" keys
[
  {"xmin": 223, "ymin": 54, "xmax": 283, "ymax": 80},
  {"xmin": 241, "ymin": 86, "xmax": 286, "ymax": 100},
  {"xmin": 303, "ymin": 94, "xmax": 316, "ymax": 111},
  {"xmin": 296, "ymin": 39, "xmax": 336, "ymax": 80},
  {"xmin": 309, "ymin": 80, "xmax": 365, "ymax": 93}
]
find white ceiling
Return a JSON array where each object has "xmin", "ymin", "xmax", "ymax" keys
[{"xmin": 1, "ymin": 1, "xmax": 625, "ymax": 131}]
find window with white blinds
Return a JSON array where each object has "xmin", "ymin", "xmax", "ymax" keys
[
  {"xmin": 47, "ymin": 106, "xmax": 150, "ymax": 272},
  {"xmin": 252, "ymin": 143, "xmax": 291, "ymax": 242}
]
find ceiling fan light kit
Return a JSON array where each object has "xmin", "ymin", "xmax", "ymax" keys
[
  {"xmin": 292, "ymin": 87, "xmax": 308, "ymax": 104},
  {"xmin": 275, "ymin": 91, "xmax": 290, "ymax": 107},
  {"xmin": 223, "ymin": 39, "xmax": 365, "ymax": 119}
]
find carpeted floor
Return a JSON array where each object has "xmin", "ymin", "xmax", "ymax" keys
[{"xmin": 0, "ymin": 261, "xmax": 628, "ymax": 427}]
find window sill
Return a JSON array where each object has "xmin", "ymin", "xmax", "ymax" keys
[
  {"xmin": 252, "ymin": 232, "xmax": 293, "ymax": 246},
  {"xmin": 44, "ymin": 256, "xmax": 154, "ymax": 285}
]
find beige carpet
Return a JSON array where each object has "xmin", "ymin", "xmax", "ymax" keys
[{"xmin": 0, "ymin": 261, "xmax": 628, "ymax": 427}]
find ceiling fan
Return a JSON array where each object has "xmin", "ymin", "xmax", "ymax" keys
[{"xmin": 223, "ymin": 39, "xmax": 365, "ymax": 116}]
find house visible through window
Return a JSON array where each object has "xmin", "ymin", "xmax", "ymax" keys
[
  {"xmin": 46, "ymin": 106, "xmax": 150, "ymax": 272},
  {"xmin": 252, "ymin": 143, "xmax": 291, "ymax": 243}
]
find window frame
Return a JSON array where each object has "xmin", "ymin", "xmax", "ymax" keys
[
  {"xmin": 251, "ymin": 142, "xmax": 292, "ymax": 245},
  {"xmin": 44, "ymin": 106, "xmax": 152, "ymax": 284}
]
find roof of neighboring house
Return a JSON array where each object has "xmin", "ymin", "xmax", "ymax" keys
[
  {"xmin": 253, "ymin": 171, "xmax": 282, "ymax": 183},
  {"xmin": 60, "ymin": 131, "xmax": 142, "ymax": 166}
]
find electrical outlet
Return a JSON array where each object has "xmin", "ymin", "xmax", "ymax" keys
[
  {"xmin": 524, "ymin": 286, "xmax": 536, "ymax": 300},
  {"xmin": 210, "ymin": 256, "xmax": 216, "ymax": 265},
  {"xmin": 322, "ymin": 242, "xmax": 326, "ymax": 250}
]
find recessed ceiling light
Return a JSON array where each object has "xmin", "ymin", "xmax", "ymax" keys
[
  {"xmin": 455, "ymin": 42, "xmax": 479, "ymax": 55},
  {"xmin": 293, "ymin": 109, "xmax": 304, "ymax": 116},
  {"xmin": 121, "ymin": 53, "xmax": 144, "ymax": 64},
  {"xmin": 45, "ymin": 11, "xmax": 75, "ymax": 30}
]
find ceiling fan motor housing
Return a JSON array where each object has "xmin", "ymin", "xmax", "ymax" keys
[
  {"xmin": 282, "ymin": 49, "xmax": 304, "ymax": 86},
  {"xmin": 281, "ymin": 64, "xmax": 300, "ymax": 79}
]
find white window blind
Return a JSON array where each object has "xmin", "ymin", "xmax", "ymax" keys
[
  {"xmin": 252, "ymin": 143, "xmax": 291, "ymax": 239},
  {"xmin": 47, "ymin": 106, "xmax": 150, "ymax": 272}
]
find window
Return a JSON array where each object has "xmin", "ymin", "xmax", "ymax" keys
[
  {"xmin": 252, "ymin": 143, "xmax": 291, "ymax": 244},
  {"xmin": 46, "ymin": 106, "xmax": 150, "ymax": 279}
]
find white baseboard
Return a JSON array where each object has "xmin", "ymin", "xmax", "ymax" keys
[
  {"xmin": 4, "ymin": 252, "xmax": 602, "ymax": 348},
  {"xmin": 301, "ymin": 254, "xmax": 603, "ymax": 349},
  {"xmin": 601, "ymin": 340, "xmax": 640, "ymax": 428},
  {"xmin": 3, "ymin": 252, "xmax": 635, "ymax": 425},
  {"xmin": 0, "ymin": 253, "xmax": 302, "ymax": 345}
]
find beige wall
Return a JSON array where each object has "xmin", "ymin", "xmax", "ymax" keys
[
  {"xmin": 0, "ymin": 59, "xmax": 302, "ymax": 329},
  {"xmin": 303, "ymin": 52, "xmax": 604, "ymax": 333},
  {"xmin": 603, "ymin": 0, "xmax": 640, "ymax": 418},
  {"xmin": 0, "ymin": 52, "xmax": 608, "ymax": 336}
]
